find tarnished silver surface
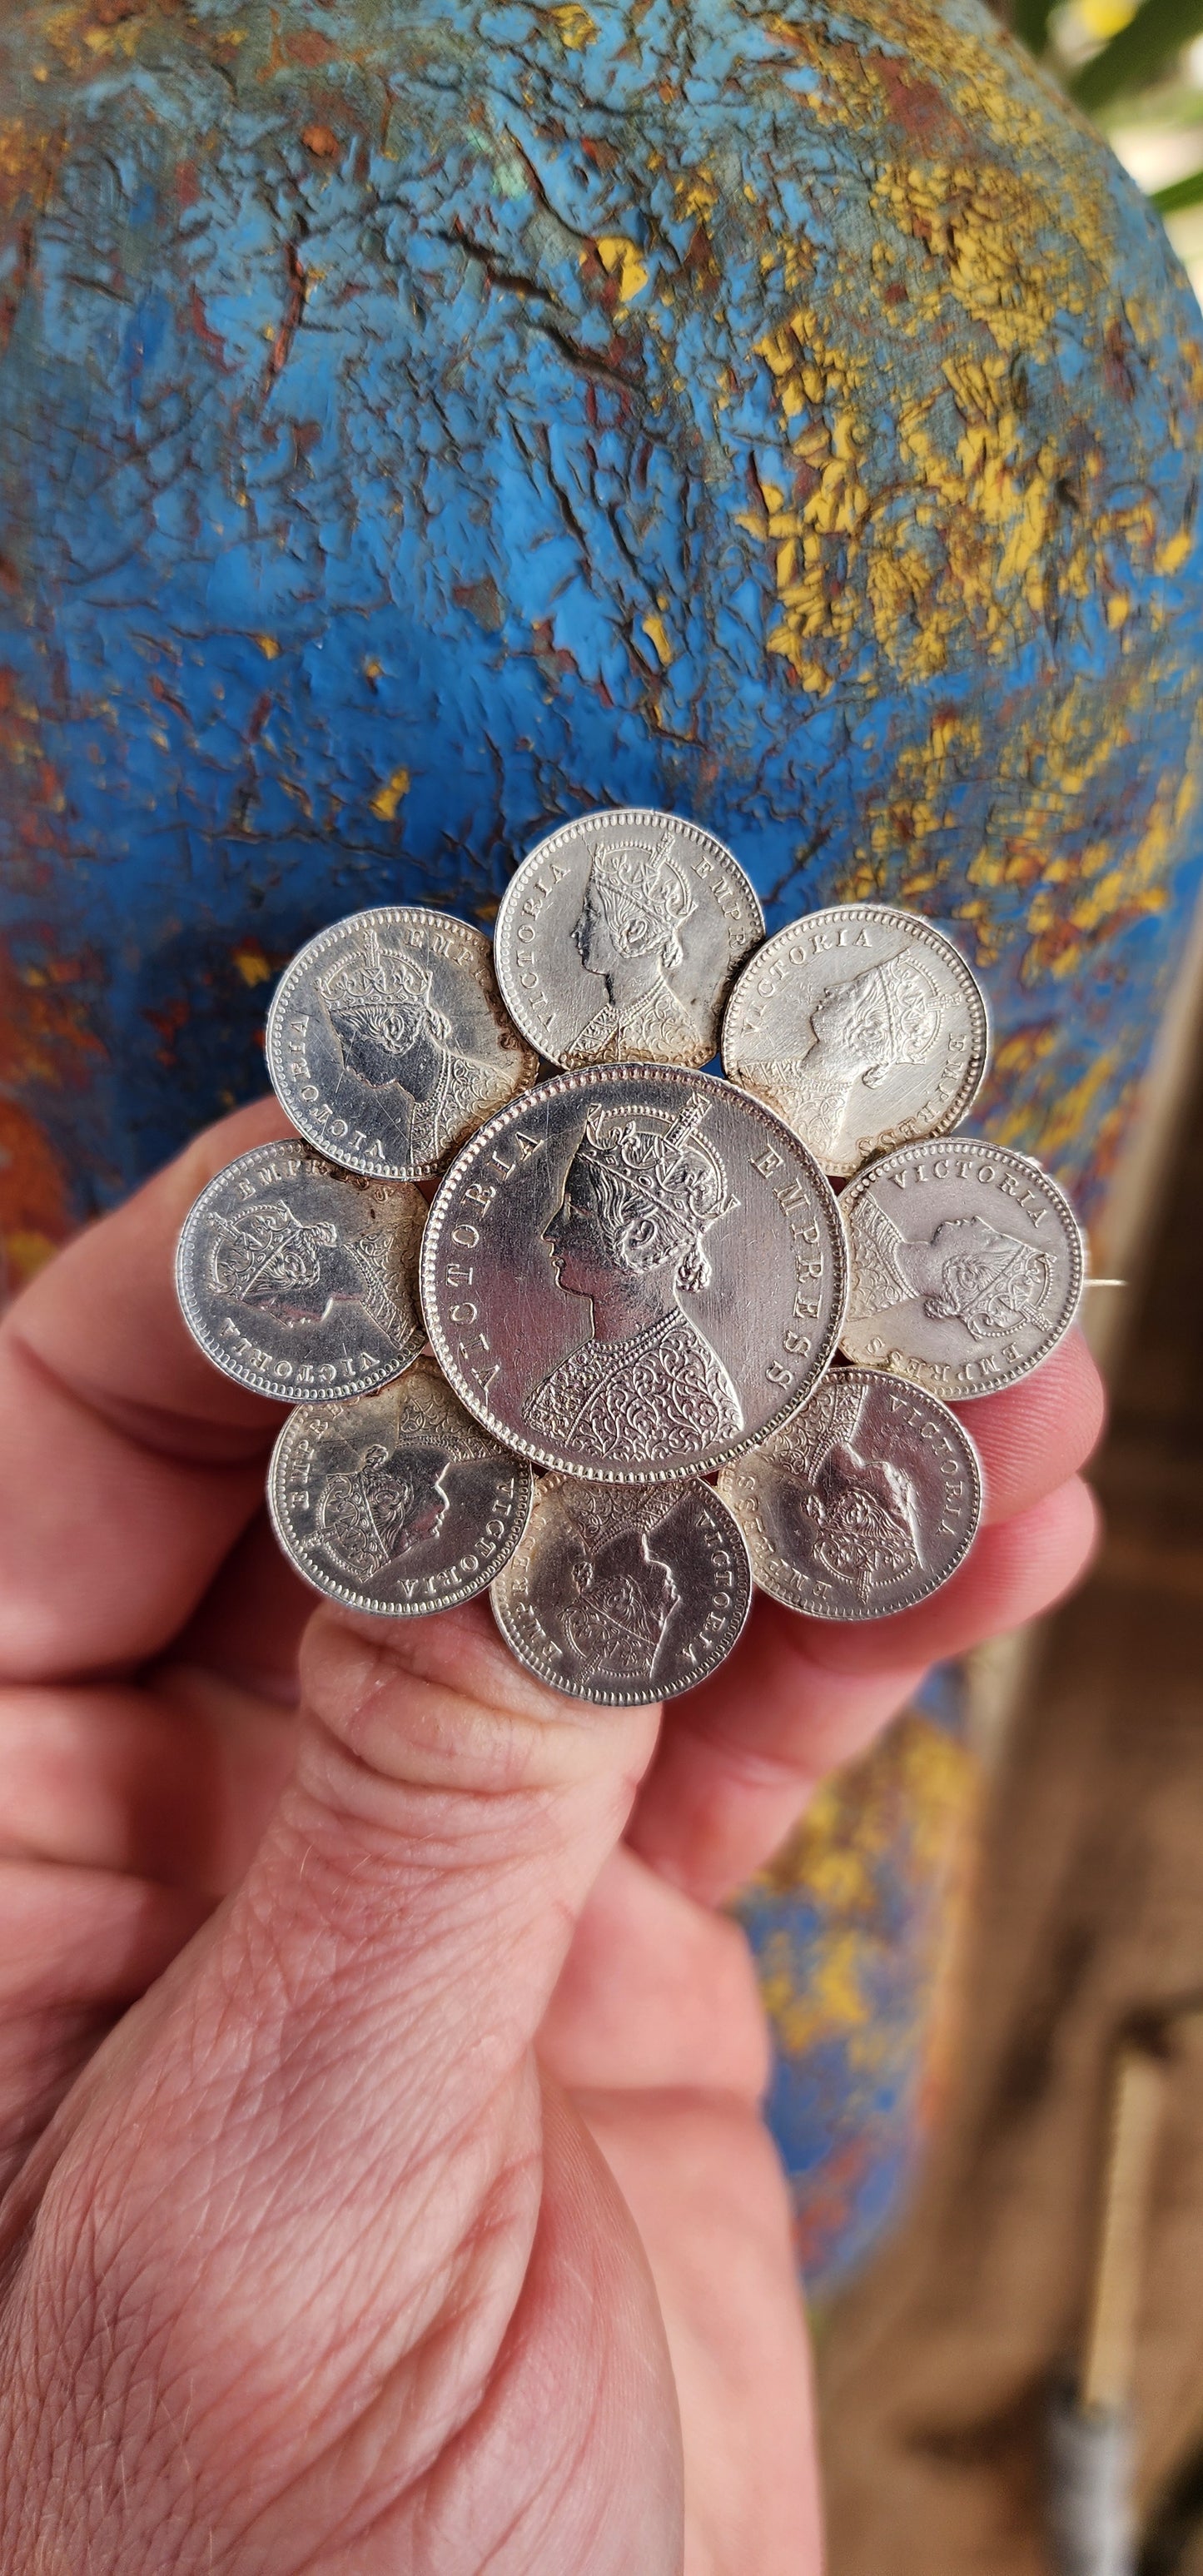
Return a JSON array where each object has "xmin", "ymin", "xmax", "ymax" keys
[
  {"xmin": 491, "ymin": 1474, "xmax": 752, "ymax": 1704},
  {"xmin": 718, "ymin": 1368, "xmax": 982, "ymax": 1620},
  {"xmin": 175, "ymin": 1139, "xmax": 426, "ymax": 1403},
  {"xmin": 266, "ymin": 1358, "xmax": 534, "ymax": 1615},
  {"xmin": 421, "ymin": 1064, "xmax": 848, "ymax": 1484},
  {"xmin": 266, "ymin": 906, "xmax": 539, "ymax": 1181},
  {"xmin": 494, "ymin": 809, "xmax": 763, "ymax": 1071},
  {"xmin": 721, "ymin": 904, "xmax": 988, "ymax": 1176},
  {"xmin": 839, "ymin": 1139, "xmax": 1084, "ymax": 1399}
]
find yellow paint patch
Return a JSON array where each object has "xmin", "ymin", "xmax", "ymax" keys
[
  {"xmin": 231, "ymin": 940, "xmax": 273, "ymax": 988},
  {"xmin": 369, "ymin": 766, "xmax": 410, "ymax": 822},
  {"xmin": 748, "ymin": 1716, "xmax": 977, "ymax": 2074},
  {"xmin": 596, "ymin": 235, "xmax": 649, "ymax": 306},
  {"xmin": 1106, "ymin": 592, "xmax": 1130, "ymax": 629},
  {"xmin": 677, "ymin": 167, "xmax": 718, "ymax": 223},
  {"xmin": 1155, "ymin": 529, "xmax": 1193, "ymax": 576},
  {"xmin": 3, "ymin": 1230, "xmax": 60, "ymax": 1286},
  {"xmin": 363, "ymin": 656, "xmax": 385, "ymax": 682},
  {"xmin": 641, "ymin": 611, "xmax": 674, "ymax": 667},
  {"xmin": 255, "ymin": 634, "xmax": 280, "ymax": 659},
  {"xmin": 548, "ymin": 2, "xmax": 597, "ymax": 46}
]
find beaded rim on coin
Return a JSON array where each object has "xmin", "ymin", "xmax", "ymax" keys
[{"xmin": 420, "ymin": 1061, "xmax": 849, "ymax": 1484}]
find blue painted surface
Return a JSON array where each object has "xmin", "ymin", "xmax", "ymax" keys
[{"xmin": 3, "ymin": 0, "xmax": 1203, "ymax": 2279}]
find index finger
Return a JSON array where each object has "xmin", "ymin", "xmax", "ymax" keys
[{"xmin": 0, "ymin": 1098, "xmax": 295, "ymax": 1683}]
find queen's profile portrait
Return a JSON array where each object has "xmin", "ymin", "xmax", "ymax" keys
[
  {"xmin": 561, "ymin": 1522, "xmax": 679, "ymax": 1686},
  {"xmin": 764, "ymin": 949, "xmax": 943, "ymax": 1165},
  {"xmin": 317, "ymin": 1439, "xmax": 453, "ymax": 1583},
  {"xmin": 773, "ymin": 1375, "xmax": 922, "ymax": 1605},
  {"xmin": 319, "ymin": 922, "xmax": 499, "ymax": 1162},
  {"xmin": 793, "ymin": 1440, "xmax": 922, "ymax": 1605},
  {"xmin": 568, "ymin": 830, "xmax": 701, "ymax": 1062},
  {"xmin": 525, "ymin": 1096, "xmax": 743, "ymax": 1465},
  {"xmin": 210, "ymin": 1196, "xmax": 405, "ymax": 1343},
  {"xmin": 849, "ymin": 1202, "xmax": 1054, "ymax": 1343}
]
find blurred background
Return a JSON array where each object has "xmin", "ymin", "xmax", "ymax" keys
[
  {"xmin": 816, "ymin": 942, "xmax": 1203, "ymax": 2573},
  {"xmin": 3, "ymin": 0, "xmax": 1203, "ymax": 2562},
  {"xmin": 808, "ymin": 20, "xmax": 1203, "ymax": 2567}
]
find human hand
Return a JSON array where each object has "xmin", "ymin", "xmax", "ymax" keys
[{"xmin": 0, "ymin": 1101, "xmax": 1102, "ymax": 2574}]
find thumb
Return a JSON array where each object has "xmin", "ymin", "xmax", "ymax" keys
[
  {"xmin": 280, "ymin": 1586, "xmax": 661, "ymax": 2081},
  {"xmin": 3, "ymin": 1600, "xmax": 668, "ymax": 2557}
]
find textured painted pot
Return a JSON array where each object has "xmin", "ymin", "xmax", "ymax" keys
[{"xmin": 3, "ymin": 0, "xmax": 1202, "ymax": 2281}]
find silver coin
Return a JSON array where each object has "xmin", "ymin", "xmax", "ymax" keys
[
  {"xmin": 838, "ymin": 1138, "xmax": 1085, "ymax": 1399},
  {"xmin": 266, "ymin": 906, "xmax": 540, "ymax": 1181},
  {"xmin": 420, "ymin": 1064, "xmax": 848, "ymax": 1484},
  {"xmin": 175, "ymin": 1139, "xmax": 426, "ymax": 1403},
  {"xmin": 491, "ymin": 1474, "xmax": 752, "ymax": 1705},
  {"xmin": 721, "ymin": 904, "xmax": 989, "ymax": 1176},
  {"xmin": 494, "ymin": 808, "xmax": 764, "ymax": 1071},
  {"xmin": 717, "ymin": 1368, "xmax": 982, "ymax": 1621},
  {"xmin": 266, "ymin": 1357, "xmax": 534, "ymax": 1616}
]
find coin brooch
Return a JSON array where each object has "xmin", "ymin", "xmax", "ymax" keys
[
  {"xmin": 420, "ymin": 1063, "xmax": 848, "ymax": 1484},
  {"xmin": 172, "ymin": 813, "xmax": 1087, "ymax": 1685},
  {"xmin": 491, "ymin": 1474, "xmax": 753, "ymax": 1704},
  {"xmin": 718, "ymin": 1369, "xmax": 982, "ymax": 1622},
  {"xmin": 266, "ymin": 905, "xmax": 539, "ymax": 1181},
  {"xmin": 267, "ymin": 1358, "xmax": 534, "ymax": 1617},
  {"xmin": 495, "ymin": 808, "xmax": 763, "ymax": 1072},
  {"xmin": 838, "ymin": 1139, "xmax": 1085, "ymax": 1400},
  {"xmin": 176, "ymin": 1140, "xmax": 426, "ymax": 1404},
  {"xmin": 722, "ymin": 905, "xmax": 988, "ymax": 1177}
]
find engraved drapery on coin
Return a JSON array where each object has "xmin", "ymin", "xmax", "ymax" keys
[
  {"xmin": 718, "ymin": 1368, "xmax": 982, "ymax": 1620},
  {"xmin": 494, "ymin": 810, "xmax": 763, "ymax": 1071},
  {"xmin": 175, "ymin": 1140, "xmax": 427, "ymax": 1403},
  {"xmin": 490, "ymin": 1474, "xmax": 753, "ymax": 1704},
  {"xmin": 420, "ymin": 1065, "xmax": 848, "ymax": 1484},
  {"xmin": 266, "ymin": 1359, "xmax": 534, "ymax": 1616},
  {"xmin": 721, "ymin": 904, "xmax": 988, "ymax": 1176},
  {"xmin": 838, "ymin": 1139, "xmax": 1084, "ymax": 1399},
  {"xmin": 266, "ymin": 906, "xmax": 539, "ymax": 1181}
]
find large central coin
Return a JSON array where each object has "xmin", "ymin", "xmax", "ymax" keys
[{"xmin": 421, "ymin": 1065, "xmax": 848, "ymax": 1484}]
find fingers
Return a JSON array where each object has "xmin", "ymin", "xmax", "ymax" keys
[
  {"xmin": 0, "ymin": 1859, "xmax": 211, "ymax": 2196},
  {"xmin": 0, "ymin": 1597, "xmax": 669, "ymax": 2535},
  {"xmin": 628, "ymin": 1475, "xmax": 1099, "ymax": 1905},
  {"xmin": 101, "ymin": 1593, "xmax": 658, "ymax": 2156},
  {"xmin": 539, "ymin": 1844, "xmax": 772, "ymax": 2098},
  {"xmin": 0, "ymin": 1097, "xmax": 294, "ymax": 1682},
  {"xmin": 956, "ymin": 1330, "xmax": 1105, "ymax": 1524},
  {"xmin": 0, "ymin": 1674, "xmax": 298, "ymax": 1893},
  {"xmin": 624, "ymin": 1347, "xmax": 1104, "ymax": 1910},
  {"xmin": 171, "ymin": 1504, "xmax": 314, "ymax": 1702}
]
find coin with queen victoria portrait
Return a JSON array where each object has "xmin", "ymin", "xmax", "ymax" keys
[
  {"xmin": 717, "ymin": 1367, "xmax": 982, "ymax": 1621},
  {"xmin": 175, "ymin": 1139, "xmax": 427, "ymax": 1403},
  {"xmin": 420, "ymin": 1063, "xmax": 848, "ymax": 1484},
  {"xmin": 266, "ymin": 905, "xmax": 540, "ymax": 1181},
  {"xmin": 490, "ymin": 1474, "xmax": 753, "ymax": 1705},
  {"xmin": 722, "ymin": 903, "xmax": 988, "ymax": 1176},
  {"xmin": 266, "ymin": 1358, "xmax": 534, "ymax": 1617},
  {"xmin": 838, "ymin": 1138, "xmax": 1084, "ymax": 1400},
  {"xmin": 494, "ymin": 809, "xmax": 764, "ymax": 1071}
]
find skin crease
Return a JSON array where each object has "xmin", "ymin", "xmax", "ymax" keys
[{"xmin": 0, "ymin": 1097, "xmax": 1103, "ymax": 2575}]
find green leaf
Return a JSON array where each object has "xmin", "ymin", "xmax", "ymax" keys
[
  {"xmin": 1070, "ymin": 0, "xmax": 1203, "ymax": 112},
  {"xmin": 1151, "ymin": 161, "xmax": 1203, "ymax": 207}
]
